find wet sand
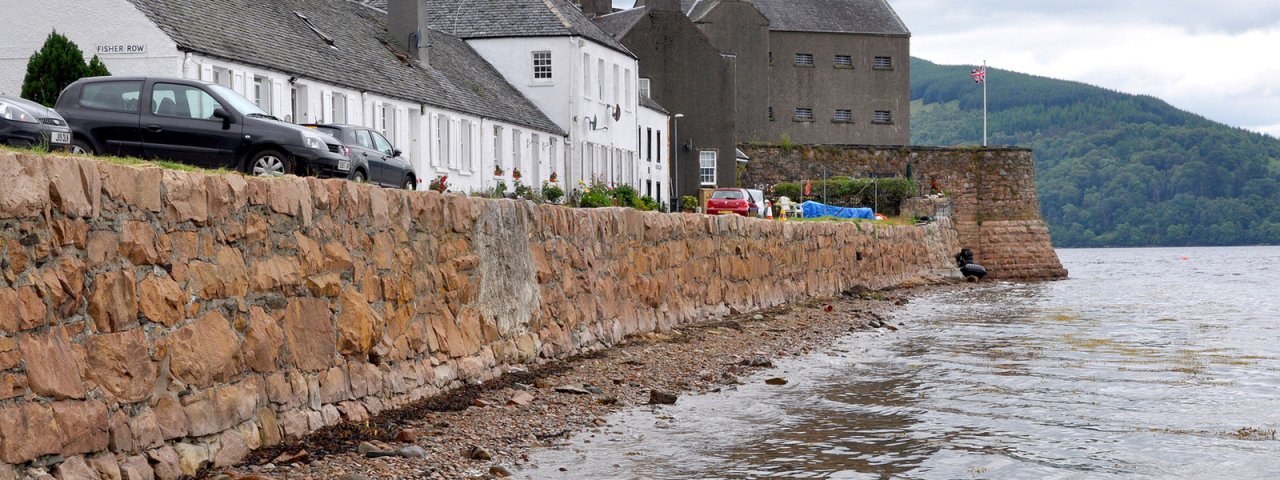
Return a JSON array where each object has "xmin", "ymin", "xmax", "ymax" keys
[{"xmin": 212, "ymin": 287, "xmax": 931, "ymax": 480}]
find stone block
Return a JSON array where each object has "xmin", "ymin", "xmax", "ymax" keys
[
  {"xmin": 212, "ymin": 429, "xmax": 249, "ymax": 467},
  {"xmin": 137, "ymin": 274, "xmax": 183, "ymax": 327},
  {"xmin": 0, "ymin": 152, "xmax": 50, "ymax": 218},
  {"xmin": 0, "ymin": 401, "xmax": 63, "ymax": 463},
  {"xmin": 119, "ymin": 222, "xmax": 169, "ymax": 266},
  {"xmin": 19, "ymin": 327, "xmax": 85, "ymax": 399},
  {"xmin": 52, "ymin": 400, "xmax": 110, "ymax": 455},
  {"xmin": 183, "ymin": 246, "xmax": 248, "ymax": 300},
  {"xmin": 108, "ymin": 409, "xmax": 134, "ymax": 453},
  {"xmin": 317, "ymin": 366, "xmax": 350, "ymax": 404},
  {"xmin": 151, "ymin": 395, "xmax": 187, "ymax": 441},
  {"xmin": 167, "ymin": 311, "xmax": 242, "ymax": 387},
  {"xmin": 250, "ymin": 256, "xmax": 302, "ymax": 293},
  {"xmin": 84, "ymin": 328, "xmax": 157, "ymax": 403},
  {"xmin": 282, "ymin": 297, "xmax": 335, "ymax": 372},
  {"xmin": 171, "ymin": 443, "xmax": 207, "ymax": 478},
  {"xmin": 255, "ymin": 408, "xmax": 282, "ymax": 447},
  {"xmin": 99, "ymin": 162, "xmax": 162, "ymax": 212},
  {"xmin": 161, "ymin": 170, "xmax": 207, "ymax": 225},
  {"xmin": 53, "ymin": 455, "xmax": 100, "ymax": 480},
  {"xmin": 86, "ymin": 454, "xmax": 121, "ymax": 480},
  {"xmin": 89, "ymin": 269, "xmax": 139, "ymax": 333},
  {"xmin": 117, "ymin": 455, "xmax": 153, "ymax": 480},
  {"xmin": 130, "ymin": 408, "xmax": 163, "ymax": 451},
  {"xmin": 243, "ymin": 307, "xmax": 284, "ymax": 373},
  {"xmin": 337, "ymin": 289, "xmax": 383, "ymax": 358},
  {"xmin": 182, "ymin": 383, "xmax": 258, "ymax": 438},
  {"xmin": 145, "ymin": 446, "xmax": 180, "ymax": 480}
]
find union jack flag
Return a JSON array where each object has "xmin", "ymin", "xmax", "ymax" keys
[{"xmin": 970, "ymin": 66, "xmax": 986, "ymax": 84}]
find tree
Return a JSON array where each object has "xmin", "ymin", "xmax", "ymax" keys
[
  {"xmin": 87, "ymin": 55, "xmax": 111, "ymax": 77},
  {"xmin": 20, "ymin": 30, "xmax": 108, "ymax": 107}
]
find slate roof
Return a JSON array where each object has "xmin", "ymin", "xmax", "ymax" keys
[
  {"xmin": 679, "ymin": 0, "xmax": 909, "ymax": 35},
  {"xmin": 420, "ymin": 0, "xmax": 634, "ymax": 57},
  {"xmin": 639, "ymin": 95, "xmax": 668, "ymax": 114},
  {"xmin": 594, "ymin": 7, "xmax": 647, "ymax": 38},
  {"xmin": 124, "ymin": 0, "xmax": 564, "ymax": 136}
]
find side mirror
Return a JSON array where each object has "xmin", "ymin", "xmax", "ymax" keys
[
  {"xmin": 212, "ymin": 108, "xmax": 234, "ymax": 129},
  {"xmin": 392, "ymin": 149, "xmax": 402, "ymax": 158}
]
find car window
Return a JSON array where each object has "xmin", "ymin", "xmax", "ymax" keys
[
  {"xmin": 370, "ymin": 131, "xmax": 394, "ymax": 155},
  {"xmin": 79, "ymin": 81, "xmax": 142, "ymax": 112},
  {"xmin": 354, "ymin": 130, "xmax": 374, "ymax": 149},
  {"xmin": 311, "ymin": 126, "xmax": 343, "ymax": 140},
  {"xmin": 152, "ymin": 83, "xmax": 223, "ymax": 120},
  {"xmin": 711, "ymin": 190, "xmax": 744, "ymax": 200}
]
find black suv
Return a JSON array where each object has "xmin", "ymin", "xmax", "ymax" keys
[
  {"xmin": 304, "ymin": 124, "xmax": 417, "ymax": 190},
  {"xmin": 55, "ymin": 77, "xmax": 350, "ymax": 177}
]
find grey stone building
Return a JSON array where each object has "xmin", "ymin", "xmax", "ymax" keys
[
  {"xmin": 594, "ymin": 0, "xmax": 739, "ymax": 198},
  {"xmin": 680, "ymin": 0, "xmax": 911, "ymax": 146}
]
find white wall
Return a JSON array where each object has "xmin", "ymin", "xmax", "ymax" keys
[
  {"xmin": 638, "ymin": 104, "xmax": 671, "ymax": 207},
  {"xmin": 468, "ymin": 36, "xmax": 640, "ymax": 192},
  {"xmin": 0, "ymin": 0, "xmax": 183, "ymax": 95}
]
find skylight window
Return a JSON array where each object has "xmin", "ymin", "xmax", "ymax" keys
[{"xmin": 295, "ymin": 12, "xmax": 336, "ymax": 48}]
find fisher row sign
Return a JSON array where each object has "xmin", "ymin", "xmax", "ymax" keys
[{"xmin": 96, "ymin": 44, "xmax": 147, "ymax": 55}]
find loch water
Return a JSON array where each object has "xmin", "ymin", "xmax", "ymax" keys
[{"xmin": 520, "ymin": 246, "xmax": 1280, "ymax": 479}]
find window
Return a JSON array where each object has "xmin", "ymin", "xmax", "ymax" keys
[
  {"xmin": 460, "ymin": 119, "xmax": 472, "ymax": 171},
  {"xmin": 874, "ymin": 56, "xmax": 893, "ymax": 70},
  {"xmin": 795, "ymin": 53, "xmax": 814, "ymax": 66},
  {"xmin": 646, "ymin": 128, "xmax": 653, "ymax": 162},
  {"xmin": 512, "ymin": 129, "xmax": 522, "ymax": 172},
  {"xmin": 532, "ymin": 51, "xmax": 552, "ymax": 80},
  {"xmin": 699, "ymin": 150, "xmax": 717, "ymax": 186},
  {"xmin": 212, "ymin": 67, "xmax": 232, "ymax": 88},
  {"xmin": 371, "ymin": 131, "xmax": 394, "ymax": 156},
  {"xmin": 253, "ymin": 76, "xmax": 271, "ymax": 113},
  {"xmin": 289, "ymin": 84, "xmax": 307, "ymax": 123},
  {"xmin": 624, "ymin": 69, "xmax": 632, "ymax": 110},
  {"xmin": 531, "ymin": 133, "xmax": 541, "ymax": 180},
  {"xmin": 768, "ymin": 51, "xmax": 773, "ymax": 64},
  {"xmin": 493, "ymin": 125, "xmax": 503, "ymax": 170},
  {"xmin": 151, "ymin": 83, "xmax": 222, "ymax": 119},
  {"xmin": 768, "ymin": 106, "xmax": 774, "ymax": 121},
  {"xmin": 874, "ymin": 110, "xmax": 893, "ymax": 124},
  {"xmin": 597, "ymin": 59, "xmax": 605, "ymax": 99},
  {"xmin": 612, "ymin": 65, "xmax": 620, "ymax": 104},
  {"xmin": 583, "ymin": 53, "xmax": 592, "ymax": 99},
  {"xmin": 330, "ymin": 92, "xmax": 347, "ymax": 123},
  {"xmin": 794, "ymin": 107, "xmax": 813, "ymax": 121},
  {"xmin": 79, "ymin": 81, "xmax": 142, "ymax": 112},
  {"xmin": 378, "ymin": 104, "xmax": 395, "ymax": 141},
  {"xmin": 638, "ymin": 78, "xmax": 651, "ymax": 98},
  {"xmin": 354, "ymin": 129, "xmax": 374, "ymax": 149},
  {"xmin": 436, "ymin": 114, "xmax": 450, "ymax": 167},
  {"xmin": 834, "ymin": 55, "xmax": 853, "ymax": 68},
  {"xmin": 656, "ymin": 131, "xmax": 661, "ymax": 163},
  {"xmin": 834, "ymin": 109, "xmax": 852, "ymax": 122}
]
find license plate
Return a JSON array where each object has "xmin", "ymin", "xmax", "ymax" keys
[
  {"xmin": 338, "ymin": 160, "xmax": 350, "ymax": 171},
  {"xmin": 51, "ymin": 132, "xmax": 70, "ymax": 144}
]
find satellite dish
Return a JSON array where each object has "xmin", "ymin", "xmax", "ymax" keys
[{"xmin": 612, "ymin": 104, "xmax": 621, "ymax": 121}]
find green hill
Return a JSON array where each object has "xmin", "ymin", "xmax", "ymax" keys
[{"xmin": 910, "ymin": 57, "xmax": 1280, "ymax": 247}]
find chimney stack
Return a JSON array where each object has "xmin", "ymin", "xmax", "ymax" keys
[
  {"xmin": 578, "ymin": 0, "xmax": 612, "ymax": 18},
  {"xmin": 388, "ymin": 0, "xmax": 430, "ymax": 66}
]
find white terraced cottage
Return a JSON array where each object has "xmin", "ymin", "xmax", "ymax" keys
[{"xmin": 0, "ymin": 0, "xmax": 669, "ymax": 199}]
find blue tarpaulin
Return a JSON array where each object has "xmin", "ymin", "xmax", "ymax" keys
[{"xmin": 801, "ymin": 201, "xmax": 874, "ymax": 220}]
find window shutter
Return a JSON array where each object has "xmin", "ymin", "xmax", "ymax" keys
[
  {"xmin": 321, "ymin": 91, "xmax": 333, "ymax": 123},
  {"xmin": 199, "ymin": 64, "xmax": 213, "ymax": 82},
  {"xmin": 429, "ymin": 114, "xmax": 439, "ymax": 167},
  {"xmin": 346, "ymin": 95, "xmax": 359, "ymax": 124},
  {"xmin": 272, "ymin": 79, "xmax": 286, "ymax": 119}
]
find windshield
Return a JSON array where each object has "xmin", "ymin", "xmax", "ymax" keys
[
  {"xmin": 711, "ymin": 190, "xmax": 744, "ymax": 200},
  {"xmin": 311, "ymin": 126, "xmax": 344, "ymax": 140},
  {"xmin": 207, "ymin": 84, "xmax": 267, "ymax": 117}
]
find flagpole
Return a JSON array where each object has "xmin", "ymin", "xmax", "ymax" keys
[{"xmin": 982, "ymin": 60, "xmax": 988, "ymax": 147}]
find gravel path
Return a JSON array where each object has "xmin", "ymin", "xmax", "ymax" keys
[{"xmin": 209, "ymin": 288, "xmax": 926, "ymax": 480}]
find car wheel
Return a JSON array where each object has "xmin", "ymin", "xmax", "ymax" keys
[
  {"xmin": 248, "ymin": 150, "xmax": 290, "ymax": 177},
  {"xmin": 352, "ymin": 169, "xmax": 367, "ymax": 183},
  {"xmin": 403, "ymin": 176, "xmax": 417, "ymax": 191},
  {"xmin": 69, "ymin": 139, "xmax": 94, "ymax": 156}
]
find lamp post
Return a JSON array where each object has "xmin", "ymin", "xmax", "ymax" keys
[{"xmin": 671, "ymin": 113, "xmax": 684, "ymax": 209}]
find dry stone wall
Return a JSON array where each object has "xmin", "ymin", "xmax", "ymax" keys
[
  {"xmin": 741, "ymin": 145, "xmax": 1068, "ymax": 280},
  {"xmin": 0, "ymin": 151, "xmax": 960, "ymax": 478}
]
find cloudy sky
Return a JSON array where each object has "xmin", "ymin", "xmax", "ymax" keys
[
  {"xmin": 891, "ymin": 0, "xmax": 1280, "ymax": 137},
  {"xmin": 615, "ymin": 0, "xmax": 1280, "ymax": 137}
]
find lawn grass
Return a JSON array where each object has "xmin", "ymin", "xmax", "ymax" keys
[
  {"xmin": 2, "ymin": 144, "xmax": 234, "ymax": 175},
  {"xmin": 787, "ymin": 215, "xmax": 917, "ymax": 226}
]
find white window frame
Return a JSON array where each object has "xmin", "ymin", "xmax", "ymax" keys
[
  {"xmin": 330, "ymin": 92, "xmax": 347, "ymax": 123},
  {"xmin": 638, "ymin": 78, "xmax": 651, "ymax": 98},
  {"xmin": 460, "ymin": 119, "xmax": 473, "ymax": 173},
  {"xmin": 699, "ymin": 150, "xmax": 717, "ymax": 186},
  {"xmin": 493, "ymin": 125, "xmax": 504, "ymax": 171},
  {"xmin": 253, "ymin": 75, "xmax": 271, "ymax": 114},
  {"xmin": 532, "ymin": 51, "xmax": 552, "ymax": 83}
]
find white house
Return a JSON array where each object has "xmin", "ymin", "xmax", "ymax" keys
[
  {"xmin": 421, "ymin": 0, "xmax": 661, "ymax": 197},
  {"xmin": 637, "ymin": 96, "xmax": 671, "ymax": 204},
  {"xmin": 0, "ymin": 0, "xmax": 568, "ymax": 194}
]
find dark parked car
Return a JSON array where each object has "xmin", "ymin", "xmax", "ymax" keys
[
  {"xmin": 1, "ymin": 94, "xmax": 72, "ymax": 150},
  {"xmin": 55, "ymin": 76, "xmax": 350, "ymax": 177},
  {"xmin": 304, "ymin": 124, "xmax": 417, "ymax": 190}
]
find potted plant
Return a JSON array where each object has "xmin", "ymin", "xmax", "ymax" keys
[
  {"xmin": 549, "ymin": 171, "xmax": 558, "ymax": 183},
  {"xmin": 430, "ymin": 175, "xmax": 449, "ymax": 193},
  {"xmin": 494, "ymin": 165, "xmax": 504, "ymax": 176},
  {"xmin": 512, "ymin": 168, "xmax": 522, "ymax": 181}
]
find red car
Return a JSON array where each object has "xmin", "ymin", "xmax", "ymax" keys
[{"xmin": 705, "ymin": 188, "xmax": 757, "ymax": 216}]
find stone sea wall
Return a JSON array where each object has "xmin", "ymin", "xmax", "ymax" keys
[
  {"xmin": 0, "ymin": 151, "xmax": 960, "ymax": 478},
  {"xmin": 740, "ymin": 145, "xmax": 1068, "ymax": 280}
]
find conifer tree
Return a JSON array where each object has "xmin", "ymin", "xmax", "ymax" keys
[
  {"xmin": 87, "ymin": 55, "xmax": 112, "ymax": 77},
  {"xmin": 20, "ymin": 30, "xmax": 99, "ymax": 107}
]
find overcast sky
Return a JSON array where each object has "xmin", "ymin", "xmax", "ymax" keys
[
  {"xmin": 891, "ymin": 0, "xmax": 1280, "ymax": 138},
  {"xmin": 615, "ymin": 0, "xmax": 1280, "ymax": 138}
]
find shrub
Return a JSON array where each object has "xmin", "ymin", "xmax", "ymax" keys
[
  {"xmin": 611, "ymin": 184, "xmax": 639, "ymax": 208},
  {"xmin": 21, "ymin": 30, "xmax": 108, "ymax": 107},
  {"xmin": 636, "ymin": 195, "xmax": 659, "ymax": 211},
  {"xmin": 680, "ymin": 195, "xmax": 699, "ymax": 212},
  {"xmin": 429, "ymin": 175, "xmax": 448, "ymax": 192},
  {"xmin": 542, "ymin": 181, "xmax": 564, "ymax": 204},
  {"xmin": 513, "ymin": 180, "xmax": 533, "ymax": 199}
]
